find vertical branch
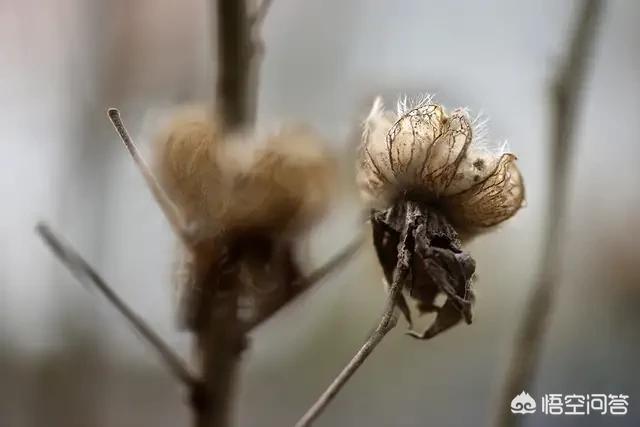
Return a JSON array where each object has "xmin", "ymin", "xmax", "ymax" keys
[
  {"xmin": 193, "ymin": 0, "xmax": 271, "ymax": 425},
  {"xmin": 495, "ymin": 2, "xmax": 604, "ymax": 426},
  {"xmin": 246, "ymin": 0, "xmax": 274, "ymax": 125},
  {"xmin": 192, "ymin": 263, "xmax": 245, "ymax": 427},
  {"xmin": 214, "ymin": 0, "xmax": 251, "ymax": 131}
]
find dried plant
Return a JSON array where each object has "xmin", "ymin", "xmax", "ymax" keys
[
  {"xmin": 150, "ymin": 107, "xmax": 336, "ymax": 330},
  {"xmin": 33, "ymin": 1, "xmax": 608, "ymax": 426},
  {"xmin": 296, "ymin": 95, "xmax": 526, "ymax": 426}
]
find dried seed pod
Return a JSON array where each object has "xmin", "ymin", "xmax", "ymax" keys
[
  {"xmin": 359, "ymin": 96, "xmax": 525, "ymax": 234},
  {"xmin": 152, "ymin": 107, "xmax": 335, "ymax": 329},
  {"xmin": 443, "ymin": 153, "xmax": 525, "ymax": 230},
  {"xmin": 215, "ymin": 124, "xmax": 335, "ymax": 238},
  {"xmin": 359, "ymin": 95, "xmax": 526, "ymax": 339},
  {"xmin": 153, "ymin": 108, "xmax": 335, "ymax": 241}
]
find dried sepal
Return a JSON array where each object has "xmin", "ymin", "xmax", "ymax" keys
[{"xmin": 371, "ymin": 201, "xmax": 476, "ymax": 340}]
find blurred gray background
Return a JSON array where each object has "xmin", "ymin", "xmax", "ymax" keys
[{"xmin": 1, "ymin": 0, "xmax": 639, "ymax": 426}]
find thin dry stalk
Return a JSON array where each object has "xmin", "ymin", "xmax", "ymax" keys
[
  {"xmin": 495, "ymin": 1, "xmax": 604, "ymax": 426},
  {"xmin": 107, "ymin": 108, "xmax": 191, "ymax": 247},
  {"xmin": 191, "ymin": 1, "xmax": 272, "ymax": 425},
  {"xmin": 294, "ymin": 229, "xmax": 411, "ymax": 427},
  {"xmin": 37, "ymin": 218, "xmax": 365, "ymax": 424},
  {"xmin": 214, "ymin": 0, "xmax": 252, "ymax": 131},
  {"xmin": 36, "ymin": 222, "xmax": 196, "ymax": 386},
  {"xmin": 249, "ymin": 231, "xmax": 366, "ymax": 331}
]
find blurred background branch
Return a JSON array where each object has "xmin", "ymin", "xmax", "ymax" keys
[
  {"xmin": 495, "ymin": 1, "xmax": 605, "ymax": 426},
  {"xmin": 35, "ymin": 223, "xmax": 196, "ymax": 386}
]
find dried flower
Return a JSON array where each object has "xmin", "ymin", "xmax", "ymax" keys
[
  {"xmin": 358, "ymin": 95, "xmax": 525, "ymax": 338},
  {"xmin": 359, "ymin": 95, "xmax": 525, "ymax": 236},
  {"xmin": 152, "ymin": 107, "xmax": 335, "ymax": 329}
]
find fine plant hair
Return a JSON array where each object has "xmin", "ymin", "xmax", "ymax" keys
[{"xmin": 495, "ymin": 1, "xmax": 604, "ymax": 426}]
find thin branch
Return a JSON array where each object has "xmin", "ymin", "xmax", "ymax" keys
[
  {"xmin": 248, "ymin": 231, "xmax": 366, "ymax": 331},
  {"xmin": 36, "ymin": 222, "xmax": 196, "ymax": 386},
  {"xmin": 495, "ymin": 1, "xmax": 604, "ymax": 426},
  {"xmin": 302, "ymin": 233, "xmax": 366, "ymax": 288},
  {"xmin": 295, "ymin": 227, "xmax": 411, "ymax": 427},
  {"xmin": 214, "ymin": 0, "xmax": 252, "ymax": 131},
  {"xmin": 107, "ymin": 108, "xmax": 192, "ymax": 247},
  {"xmin": 189, "ymin": 0, "xmax": 273, "ymax": 425}
]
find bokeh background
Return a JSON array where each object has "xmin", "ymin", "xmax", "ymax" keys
[{"xmin": 1, "ymin": 0, "xmax": 639, "ymax": 426}]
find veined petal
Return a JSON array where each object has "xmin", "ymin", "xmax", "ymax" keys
[
  {"xmin": 420, "ymin": 108, "xmax": 472, "ymax": 195},
  {"xmin": 443, "ymin": 153, "xmax": 525, "ymax": 228}
]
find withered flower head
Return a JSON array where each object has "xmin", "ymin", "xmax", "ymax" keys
[
  {"xmin": 153, "ymin": 108, "xmax": 335, "ymax": 241},
  {"xmin": 358, "ymin": 95, "xmax": 525, "ymax": 339},
  {"xmin": 153, "ymin": 107, "xmax": 335, "ymax": 330}
]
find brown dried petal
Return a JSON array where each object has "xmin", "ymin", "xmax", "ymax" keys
[
  {"xmin": 358, "ymin": 107, "xmax": 399, "ymax": 207},
  {"xmin": 386, "ymin": 104, "xmax": 445, "ymax": 184},
  {"xmin": 443, "ymin": 153, "xmax": 525, "ymax": 229},
  {"xmin": 420, "ymin": 109, "xmax": 473, "ymax": 196}
]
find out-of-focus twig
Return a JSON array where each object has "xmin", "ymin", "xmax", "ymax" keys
[
  {"xmin": 294, "ymin": 227, "xmax": 411, "ymax": 427},
  {"xmin": 36, "ymin": 222, "xmax": 196, "ymax": 386},
  {"xmin": 301, "ymin": 233, "xmax": 366, "ymax": 289},
  {"xmin": 107, "ymin": 108, "xmax": 191, "ymax": 247},
  {"xmin": 249, "ymin": 231, "xmax": 366, "ymax": 331},
  {"xmin": 191, "ymin": 1, "xmax": 275, "ymax": 426},
  {"xmin": 214, "ymin": 0, "xmax": 252, "ymax": 131},
  {"xmin": 495, "ymin": 2, "xmax": 604, "ymax": 426}
]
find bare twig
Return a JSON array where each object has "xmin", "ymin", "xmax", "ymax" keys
[
  {"xmin": 189, "ymin": 0, "xmax": 275, "ymax": 425},
  {"xmin": 214, "ymin": 0, "xmax": 252, "ymax": 131},
  {"xmin": 36, "ymin": 222, "xmax": 196, "ymax": 386},
  {"xmin": 495, "ymin": 2, "xmax": 604, "ymax": 426},
  {"xmin": 107, "ymin": 108, "xmax": 191, "ymax": 247},
  {"xmin": 295, "ymin": 226, "xmax": 412, "ymax": 427},
  {"xmin": 249, "ymin": 231, "xmax": 366, "ymax": 331},
  {"xmin": 302, "ymin": 234, "xmax": 366, "ymax": 289},
  {"xmin": 192, "ymin": 273, "xmax": 244, "ymax": 427}
]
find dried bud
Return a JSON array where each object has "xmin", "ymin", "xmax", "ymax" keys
[{"xmin": 358, "ymin": 96, "xmax": 525, "ymax": 235}]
